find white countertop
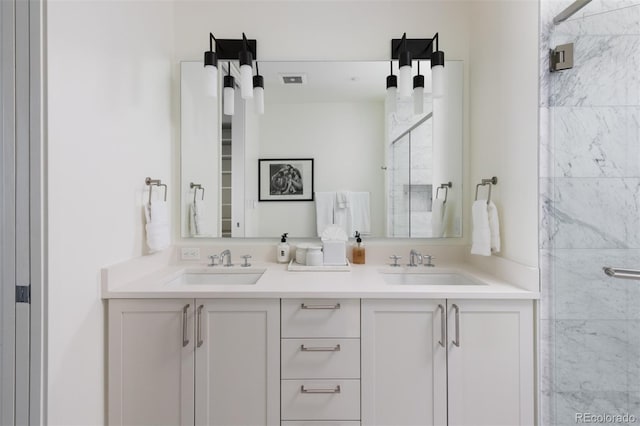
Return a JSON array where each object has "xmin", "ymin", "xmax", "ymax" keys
[{"xmin": 101, "ymin": 260, "xmax": 539, "ymax": 300}]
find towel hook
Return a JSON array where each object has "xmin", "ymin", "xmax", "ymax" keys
[
  {"xmin": 435, "ymin": 182, "xmax": 452, "ymax": 204},
  {"xmin": 145, "ymin": 177, "xmax": 168, "ymax": 205},
  {"xmin": 190, "ymin": 182, "xmax": 205, "ymax": 203},
  {"xmin": 474, "ymin": 176, "xmax": 498, "ymax": 205}
]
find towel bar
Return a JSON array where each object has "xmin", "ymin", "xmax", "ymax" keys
[
  {"xmin": 435, "ymin": 182, "xmax": 452, "ymax": 204},
  {"xmin": 145, "ymin": 177, "xmax": 167, "ymax": 204},
  {"xmin": 190, "ymin": 182, "xmax": 205, "ymax": 203},
  {"xmin": 474, "ymin": 176, "xmax": 498, "ymax": 205},
  {"xmin": 603, "ymin": 267, "xmax": 640, "ymax": 281}
]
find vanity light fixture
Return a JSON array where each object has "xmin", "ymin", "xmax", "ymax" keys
[
  {"xmin": 223, "ymin": 64, "xmax": 235, "ymax": 116},
  {"xmin": 253, "ymin": 62, "xmax": 265, "ymax": 115},
  {"xmin": 386, "ymin": 61, "xmax": 398, "ymax": 113},
  {"xmin": 239, "ymin": 33, "xmax": 254, "ymax": 99},
  {"xmin": 203, "ymin": 33, "xmax": 218, "ymax": 97},
  {"xmin": 413, "ymin": 61, "xmax": 425, "ymax": 115},
  {"xmin": 390, "ymin": 32, "xmax": 445, "ymax": 103}
]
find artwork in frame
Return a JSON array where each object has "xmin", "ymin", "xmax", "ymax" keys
[{"xmin": 258, "ymin": 158, "xmax": 314, "ymax": 201}]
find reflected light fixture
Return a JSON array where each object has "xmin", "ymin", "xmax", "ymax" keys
[
  {"xmin": 431, "ymin": 33, "xmax": 445, "ymax": 99},
  {"xmin": 203, "ymin": 33, "xmax": 218, "ymax": 97},
  {"xmin": 413, "ymin": 61, "xmax": 425, "ymax": 115},
  {"xmin": 223, "ymin": 63, "xmax": 235, "ymax": 116},
  {"xmin": 239, "ymin": 33, "xmax": 254, "ymax": 99},
  {"xmin": 386, "ymin": 61, "xmax": 397, "ymax": 113},
  {"xmin": 253, "ymin": 62, "xmax": 265, "ymax": 115}
]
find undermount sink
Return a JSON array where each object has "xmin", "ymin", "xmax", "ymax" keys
[
  {"xmin": 382, "ymin": 272, "xmax": 485, "ymax": 286},
  {"xmin": 166, "ymin": 269, "xmax": 265, "ymax": 286}
]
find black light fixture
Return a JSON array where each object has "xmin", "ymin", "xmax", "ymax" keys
[
  {"xmin": 223, "ymin": 63, "xmax": 235, "ymax": 116},
  {"xmin": 253, "ymin": 62, "xmax": 265, "ymax": 115},
  {"xmin": 413, "ymin": 61, "xmax": 425, "ymax": 114},
  {"xmin": 386, "ymin": 61, "xmax": 397, "ymax": 113},
  {"xmin": 390, "ymin": 32, "xmax": 446, "ymax": 110},
  {"xmin": 203, "ymin": 33, "xmax": 260, "ymax": 113},
  {"xmin": 203, "ymin": 33, "xmax": 218, "ymax": 97}
]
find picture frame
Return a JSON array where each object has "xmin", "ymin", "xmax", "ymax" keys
[{"xmin": 258, "ymin": 158, "xmax": 314, "ymax": 202}]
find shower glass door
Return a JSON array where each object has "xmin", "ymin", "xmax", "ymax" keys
[{"xmin": 542, "ymin": 1, "xmax": 640, "ymax": 423}]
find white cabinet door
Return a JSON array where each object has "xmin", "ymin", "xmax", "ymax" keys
[
  {"xmin": 361, "ymin": 299, "xmax": 447, "ymax": 426},
  {"xmin": 107, "ymin": 299, "xmax": 195, "ymax": 426},
  {"xmin": 447, "ymin": 299, "xmax": 534, "ymax": 426},
  {"xmin": 195, "ymin": 299, "xmax": 280, "ymax": 426}
]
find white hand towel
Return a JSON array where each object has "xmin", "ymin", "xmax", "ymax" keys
[
  {"xmin": 431, "ymin": 198, "xmax": 446, "ymax": 238},
  {"xmin": 349, "ymin": 192, "xmax": 371, "ymax": 235},
  {"xmin": 315, "ymin": 192, "xmax": 335, "ymax": 237},
  {"xmin": 488, "ymin": 201, "xmax": 501, "ymax": 253},
  {"xmin": 144, "ymin": 201, "xmax": 170, "ymax": 253},
  {"xmin": 190, "ymin": 200, "xmax": 209, "ymax": 236},
  {"xmin": 470, "ymin": 200, "xmax": 491, "ymax": 256},
  {"xmin": 336, "ymin": 191, "xmax": 350, "ymax": 209}
]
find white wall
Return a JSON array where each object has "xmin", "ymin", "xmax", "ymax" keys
[
  {"xmin": 256, "ymin": 101, "xmax": 385, "ymax": 237},
  {"xmin": 468, "ymin": 1, "xmax": 539, "ymax": 266},
  {"xmin": 46, "ymin": 1, "xmax": 175, "ymax": 424}
]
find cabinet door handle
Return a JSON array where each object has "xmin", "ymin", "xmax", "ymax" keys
[
  {"xmin": 196, "ymin": 305, "xmax": 204, "ymax": 348},
  {"xmin": 300, "ymin": 303, "xmax": 341, "ymax": 310},
  {"xmin": 182, "ymin": 304, "xmax": 190, "ymax": 347},
  {"xmin": 300, "ymin": 344, "xmax": 341, "ymax": 352},
  {"xmin": 300, "ymin": 385, "xmax": 341, "ymax": 394},
  {"xmin": 438, "ymin": 304, "xmax": 445, "ymax": 348},
  {"xmin": 452, "ymin": 303, "xmax": 460, "ymax": 347}
]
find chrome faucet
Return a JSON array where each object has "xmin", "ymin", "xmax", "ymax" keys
[
  {"xmin": 408, "ymin": 249, "xmax": 422, "ymax": 267},
  {"xmin": 220, "ymin": 249, "xmax": 234, "ymax": 267}
]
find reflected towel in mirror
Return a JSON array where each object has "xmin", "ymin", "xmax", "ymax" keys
[{"xmin": 432, "ymin": 198, "xmax": 446, "ymax": 238}]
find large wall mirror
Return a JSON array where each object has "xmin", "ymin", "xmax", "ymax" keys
[{"xmin": 180, "ymin": 60, "xmax": 463, "ymax": 239}]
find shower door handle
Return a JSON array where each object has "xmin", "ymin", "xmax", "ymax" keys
[{"xmin": 603, "ymin": 267, "xmax": 640, "ymax": 281}]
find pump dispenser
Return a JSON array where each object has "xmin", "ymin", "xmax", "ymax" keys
[
  {"xmin": 277, "ymin": 233, "xmax": 291, "ymax": 263},
  {"xmin": 352, "ymin": 231, "xmax": 366, "ymax": 264}
]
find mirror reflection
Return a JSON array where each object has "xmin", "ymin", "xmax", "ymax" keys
[{"xmin": 180, "ymin": 60, "xmax": 463, "ymax": 239}]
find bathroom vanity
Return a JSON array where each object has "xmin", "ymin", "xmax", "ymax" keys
[{"xmin": 103, "ymin": 253, "xmax": 536, "ymax": 426}]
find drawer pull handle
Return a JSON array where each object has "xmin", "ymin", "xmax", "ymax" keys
[
  {"xmin": 438, "ymin": 304, "xmax": 445, "ymax": 348},
  {"xmin": 196, "ymin": 305, "xmax": 204, "ymax": 348},
  {"xmin": 300, "ymin": 303, "xmax": 341, "ymax": 310},
  {"xmin": 300, "ymin": 385, "xmax": 341, "ymax": 394},
  {"xmin": 182, "ymin": 304, "xmax": 190, "ymax": 347},
  {"xmin": 300, "ymin": 344, "xmax": 341, "ymax": 352},
  {"xmin": 452, "ymin": 303, "xmax": 461, "ymax": 347}
]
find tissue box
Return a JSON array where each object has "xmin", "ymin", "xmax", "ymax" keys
[{"xmin": 323, "ymin": 241, "xmax": 346, "ymax": 266}]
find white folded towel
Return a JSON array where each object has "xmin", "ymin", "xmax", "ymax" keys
[
  {"xmin": 315, "ymin": 192, "xmax": 335, "ymax": 237},
  {"xmin": 431, "ymin": 198, "xmax": 446, "ymax": 238},
  {"xmin": 470, "ymin": 200, "xmax": 491, "ymax": 256},
  {"xmin": 144, "ymin": 201, "xmax": 170, "ymax": 253},
  {"xmin": 349, "ymin": 192, "xmax": 371, "ymax": 235},
  {"xmin": 488, "ymin": 201, "xmax": 501, "ymax": 253},
  {"xmin": 334, "ymin": 192, "xmax": 351, "ymax": 235},
  {"xmin": 336, "ymin": 191, "xmax": 350, "ymax": 209}
]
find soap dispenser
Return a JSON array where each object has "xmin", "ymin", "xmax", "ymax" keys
[
  {"xmin": 277, "ymin": 233, "xmax": 290, "ymax": 264},
  {"xmin": 352, "ymin": 231, "xmax": 365, "ymax": 264}
]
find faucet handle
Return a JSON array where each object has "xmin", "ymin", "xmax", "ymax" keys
[
  {"xmin": 424, "ymin": 255, "xmax": 436, "ymax": 267},
  {"xmin": 208, "ymin": 255, "xmax": 219, "ymax": 267},
  {"xmin": 241, "ymin": 255, "xmax": 252, "ymax": 268},
  {"xmin": 389, "ymin": 255, "xmax": 402, "ymax": 267}
]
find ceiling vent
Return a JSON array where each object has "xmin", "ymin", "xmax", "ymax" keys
[{"xmin": 279, "ymin": 73, "xmax": 307, "ymax": 85}]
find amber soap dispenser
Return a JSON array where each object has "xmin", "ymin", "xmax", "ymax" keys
[{"xmin": 352, "ymin": 231, "xmax": 365, "ymax": 264}]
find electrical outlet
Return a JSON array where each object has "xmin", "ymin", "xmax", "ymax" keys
[{"xmin": 181, "ymin": 247, "xmax": 200, "ymax": 260}]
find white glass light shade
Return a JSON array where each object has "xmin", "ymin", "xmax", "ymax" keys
[
  {"xmin": 386, "ymin": 86, "xmax": 397, "ymax": 113},
  {"xmin": 224, "ymin": 86, "xmax": 235, "ymax": 115},
  {"xmin": 432, "ymin": 64, "xmax": 444, "ymax": 98},
  {"xmin": 254, "ymin": 86, "xmax": 264, "ymax": 115},
  {"xmin": 240, "ymin": 64, "xmax": 253, "ymax": 99},
  {"xmin": 204, "ymin": 65, "xmax": 218, "ymax": 98},
  {"xmin": 413, "ymin": 85, "xmax": 424, "ymax": 115},
  {"xmin": 399, "ymin": 64, "xmax": 412, "ymax": 98}
]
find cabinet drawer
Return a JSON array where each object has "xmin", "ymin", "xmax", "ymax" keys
[
  {"xmin": 281, "ymin": 379, "xmax": 360, "ymax": 421},
  {"xmin": 281, "ymin": 299, "xmax": 360, "ymax": 338},
  {"xmin": 282, "ymin": 422, "xmax": 360, "ymax": 426},
  {"xmin": 282, "ymin": 339, "xmax": 360, "ymax": 379}
]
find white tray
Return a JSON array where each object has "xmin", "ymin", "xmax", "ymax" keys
[{"xmin": 287, "ymin": 259, "xmax": 351, "ymax": 272}]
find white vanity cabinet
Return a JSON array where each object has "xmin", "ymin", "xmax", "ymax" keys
[
  {"xmin": 361, "ymin": 299, "xmax": 534, "ymax": 426},
  {"xmin": 107, "ymin": 298, "xmax": 280, "ymax": 426}
]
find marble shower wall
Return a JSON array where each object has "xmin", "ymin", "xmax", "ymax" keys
[{"xmin": 540, "ymin": 1, "xmax": 640, "ymax": 424}]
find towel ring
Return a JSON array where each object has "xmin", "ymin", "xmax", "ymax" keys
[
  {"xmin": 435, "ymin": 182, "xmax": 452, "ymax": 204},
  {"xmin": 145, "ymin": 177, "xmax": 167, "ymax": 205},
  {"xmin": 190, "ymin": 182, "xmax": 205, "ymax": 203},
  {"xmin": 474, "ymin": 176, "xmax": 498, "ymax": 205}
]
